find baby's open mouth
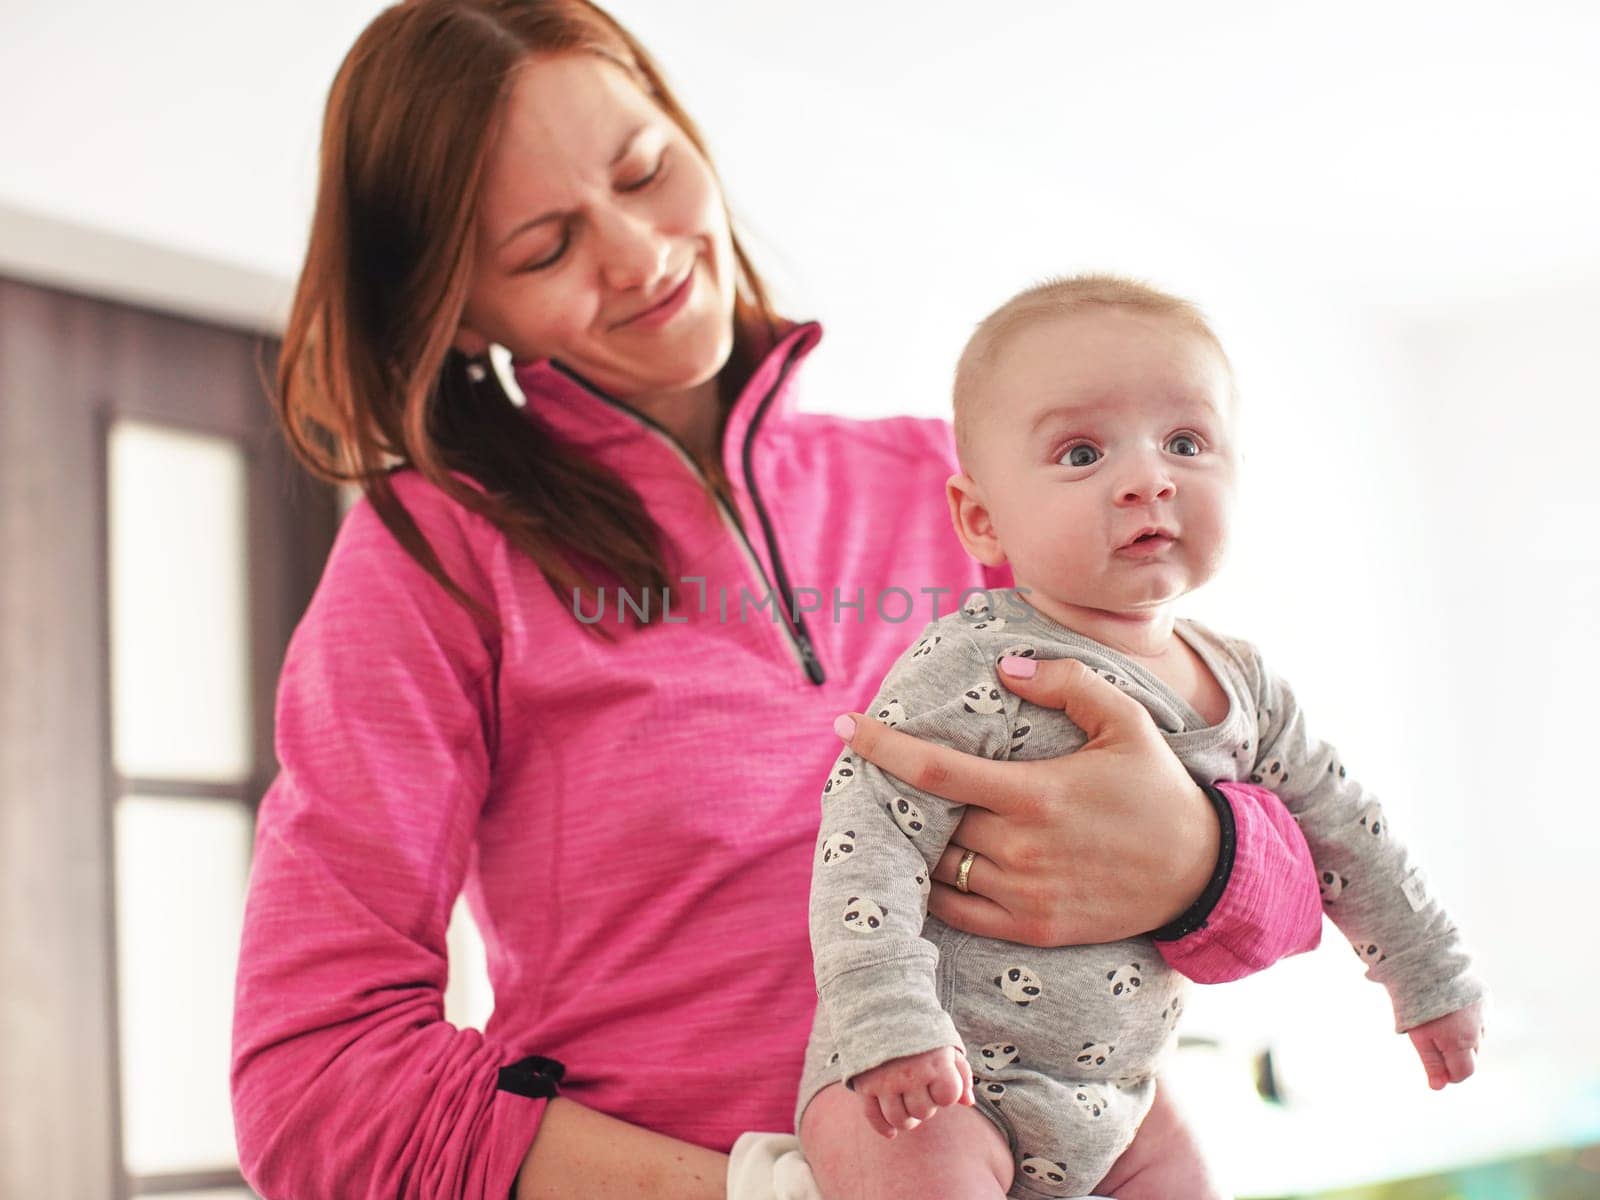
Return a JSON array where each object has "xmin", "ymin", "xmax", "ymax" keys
[{"xmin": 1117, "ymin": 529, "xmax": 1175, "ymax": 554}]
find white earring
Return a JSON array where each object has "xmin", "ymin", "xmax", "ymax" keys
[{"xmin": 466, "ymin": 359, "xmax": 488, "ymax": 383}]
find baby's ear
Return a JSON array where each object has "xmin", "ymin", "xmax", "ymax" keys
[{"xmin": 946, "ymin": 473, "xmax": 1007, "ymax": 567}]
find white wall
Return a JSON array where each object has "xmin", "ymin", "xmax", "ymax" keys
[{"xmin": 7, "ymin": 1, "xmax": 1598, "ymax": 1193}]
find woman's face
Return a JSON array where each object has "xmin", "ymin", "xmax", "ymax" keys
[{"xmin": 456, "ymin": 54, "xmax": 737, "ymax": 406}]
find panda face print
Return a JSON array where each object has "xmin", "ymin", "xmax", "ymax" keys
[
  {"xmin": 1074, "ymin": 1041, "xmax": 1115, "ymax": 1069},
  {"xmin": 913, "ymin": 866, "xmax": 931, "ymax": 899},
  {"xmin": 910, "ymin": 634, "xmax": 942, "ymax": 659},
  {"xmin": 842, "ymin": 896, "xmax": 889, "ymax": 934},
  {"xmin": 1161, "ymin": 996, "xmax": 1184, "ymax": 1028},
  {"xmin": 961, "ymin": 594, "xmax": 992, "ymax": 621},
  {"xmin": 820, "ymin": 830, "xmax": 856, "ymax": 866},
  {"xmin": 1358, "ymin": 802, "xmax": 1385, "ymax": 838},
  {"xmin": 1249, "ymin": 757, "xmax": 1289, "ymax": 789},
  {"xmin": 1328, "ymin": 759, "xmax": 1347, "ymax": 780},
  {"xmin": 888, "ymin": 795, "xmax": 926, "ymax": 836},
  {"xmin": 980, "ymin": 1081, "xmax": 1007, "ymax": 1103},
  {"xmin": 1319, "ymin": 869, "xmax": 1349, "ymax": 902},
  {"xmin": 1090, "ymin": 666, "xmax": 1127, "ymax": 689},
  {"xmin": 970, "ymin": 615, "xmax": 1008, "ymax": 632},
  {"xmin": 994, "ymin": 965, "xmax": 1043, "ymax": 1006},
  {"xmin": 1073, "ymin": 1086, "xmax": 1108, "ymax": 1118},
  {"xmin": 872, "ymin": 698, "xmax": 907, "ymax": 728},
  {"xmin": 977, "ymin": 1042, "xmax": 1018, "ymax": 1074},
  {"xmin": 1010, "ymin": 721, "xmax": 1031, "ymax": 753},
  {"xmin": 1107, "ymin": 963, "xmax": 1142, "ymax": 997},
  {"xmin": 823, "ymin": 755, "xmax": 857, "ymax": 798},
  {"xmin": 1019, "ymin": 1157, "xmax": 1068, "ymax": 1189},
  {"xmin": 1352, "ymin": 938, "xmax": 1386, "ymax": 966},
  {"xmin": 962, "ymin": 682, "xmax": 1005, "ymax": 715},
  {"xmin": 827, "ymin": 1050, "xmax": 840, "ymax": 1068}
]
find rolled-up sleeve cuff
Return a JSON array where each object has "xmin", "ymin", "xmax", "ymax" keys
[
  {"xmin": 1154, "ymin": 781, "xmax": 1323, "ymax": 984},
  {"xmin": 816, "ymin": 946, "xmax": 963, "ymax": 1088}
]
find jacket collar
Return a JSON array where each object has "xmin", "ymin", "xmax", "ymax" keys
[{"xmin": 509, "ymin": 322, "xmax": 823, "ymax": 467}]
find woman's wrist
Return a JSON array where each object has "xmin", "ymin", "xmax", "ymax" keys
[
  {"xmin": 1155, "ymin": 781, "xmax": 1323, "ymax": 983},
  {"xmin": 1149, "ymin": 783, "xmax": 1236, "ymax": 941}
]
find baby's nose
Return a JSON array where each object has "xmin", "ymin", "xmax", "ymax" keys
[{"xmin": 1116, "ymin": 471, "xmax": 1176, "ymax": 505}]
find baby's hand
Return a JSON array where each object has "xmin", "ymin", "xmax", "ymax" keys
[
  {"xmin": 1407, "ymin": 1001, "xmax": 1485, "ymax": 1090},
  {"xmin": 850, "ymin": 1045, "xmax": 975, "ymax": 1138}
]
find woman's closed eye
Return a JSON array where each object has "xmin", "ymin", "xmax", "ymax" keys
[
  {"xmin": 520, "ymin": 227, "xmax": 571, "ymax": 272},
  {"xmin": 617, "ymin": 149, "xmax": 668, "ymax": 193},
  {"xmin": 515, "ymin": 151, "xmax": 671, "ymax": 272}
]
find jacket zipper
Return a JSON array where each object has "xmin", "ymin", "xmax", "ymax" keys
[
  {"xmin": 549, "ymin": 358, "xmax": 827, "ymax": 686},
  {"xmin": 738, "ymin": 344, "xmax": 826, "ymax": 684}
]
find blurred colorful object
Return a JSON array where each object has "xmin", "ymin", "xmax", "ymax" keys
[{"xmin": 1265, "ymin": 1142, "xmax": 1600, "ymax": 1199}]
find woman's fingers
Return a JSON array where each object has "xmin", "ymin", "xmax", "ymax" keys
[
  {"xmin": 932, "ymin": 842, "xmax": 997, "ymax": 891},
  {"xmin": 926, "ymin": 883, "xmax": 1017, "ymax": 940},
  {"xmin": 936, "ymin": 808, "xmax": 1012, "ymax": 868},
  {"xmin": 997, "ymin": 655, "xmax": 1150, "ymax": 744},
  {"xmin": 835, "ymin": 710, "xmax": 1024, "ymax": 814}
]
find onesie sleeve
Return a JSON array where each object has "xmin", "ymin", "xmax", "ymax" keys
[
  {"xmin": 809, "ymin": 623, "xmax": 1015, "ymax": 1088},
  {"xmin": 1238, "ymin": 644, "xmax": 1486, "ymax": 1031},
  {"xmin": 230, "ymin": 487, "xmax": 546, "ymax": 1200}
]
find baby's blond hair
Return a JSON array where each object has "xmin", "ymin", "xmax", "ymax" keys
[{"xmin": 951, "ymin": 274, "xmax": 1231, "ymax": 469}]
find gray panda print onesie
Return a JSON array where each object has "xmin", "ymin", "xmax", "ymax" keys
[{"xmin": 798, "ymin": 591, "xmax": 1483, "ymax": 1198}]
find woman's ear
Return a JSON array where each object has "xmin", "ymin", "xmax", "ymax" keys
[
  {"xmin": 946, "ymin": 472, "xmax": 1007, "ymax": 567},
  {"xmin": 453, "ymin": 323, "xmax": 491, "ymax": 357}
]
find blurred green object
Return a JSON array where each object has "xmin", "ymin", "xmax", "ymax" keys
[{"xmin": 1256, "ymin": 1143, "xmax": 1600, "ymax": 1199}]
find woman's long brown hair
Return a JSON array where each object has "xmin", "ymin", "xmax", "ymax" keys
[{"xmin": 276, "ymin": 0, "xmax": 777, "ymax": 628}]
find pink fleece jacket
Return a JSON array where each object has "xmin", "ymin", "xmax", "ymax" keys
[{"xmin": 230, "ymin": 322, "xmax": 1320, "ymax": 1199}]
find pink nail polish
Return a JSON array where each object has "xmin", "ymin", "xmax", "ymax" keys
[
  {"xmin": 833, "ymin": 714, "xmax": 856, "ymax": 741},
  {"xmin": 999, "ymin": 655, "xmax": 1037, "ymax": 678}
]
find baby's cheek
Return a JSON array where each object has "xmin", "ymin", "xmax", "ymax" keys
[
  {"xmin": 1036, "ymin": 496, "xmax": 1102, "ymax": 563},
  {"xmin": 1184, "ymin": 486, "xmax": 1235, "ymax": 581}
]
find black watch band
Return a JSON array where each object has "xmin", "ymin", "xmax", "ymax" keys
[{"xmin": 1149, "ymin": 782, "xmax": 1237, "ymax": 942}]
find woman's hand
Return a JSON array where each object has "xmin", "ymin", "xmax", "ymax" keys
[{"xmin": 834, "ymin": 656, "xmax": 1218, "ymax": 946}]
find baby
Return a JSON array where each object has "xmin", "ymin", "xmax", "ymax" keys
[{"xmin": 796, "ymin": 276, "xmax": 1486, "ymax": 1199}]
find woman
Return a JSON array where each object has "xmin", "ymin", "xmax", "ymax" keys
[{"xmin": 230, "ymin": 3, "xmax": 1323, "ymax": 1197}]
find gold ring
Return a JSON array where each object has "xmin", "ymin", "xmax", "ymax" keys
[{"xmin": 956, "ymin": 849, "xmax": 977, "ymax": 894}]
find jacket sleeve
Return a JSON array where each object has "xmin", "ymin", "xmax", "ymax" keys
[
  {"xmin": 230, "ymin": 492, "xmax": 545, "ymax": 1200},
  {"xmin": 1154, "ymin": 780, "xmax": 1324, "ymax": 983},
  {"xmin": 1237, "ymin": 645, "xmax": 1486, "ymax": 1031},
  {"xmin": 809, "ymin": 625, "xmax": 1013, "ymax": 1087}
]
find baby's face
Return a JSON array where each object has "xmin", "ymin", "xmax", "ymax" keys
[{"xmin": 961, "ymin": 307, "xmax": 1238, "ymax": 618}]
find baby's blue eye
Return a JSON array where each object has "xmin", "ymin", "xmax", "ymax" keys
[
  {"xmin": 1166, "ymin": 433, "xmax": 1201, "ymax": 457},
  {"xmin": 1062, "ymin": 444, "xmax": 1100, "ymax": 467}
]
